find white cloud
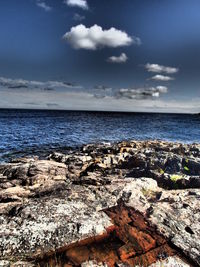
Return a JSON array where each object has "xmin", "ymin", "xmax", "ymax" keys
[
  {"xmin": 107, "ymin": 53, "xmax": 128, "ymax": 63},
  {"xmin": 145, "ymin": 63, "xmax": 179, "ymax": 74},
  {"xmin": 150, "ymin": 75, "xmax": 174, "ymax": 81},
  {"xmin": 115, "ymin": 86, "xmax": 168, "ymax": 100},
  {"xmin": 155, "ymin": 86, "xmax": 168, "ymax": 93},
  {"xmin": 63, "ymin": 24, "xmax": 139, "ymax": 50},
  {"xmin": 64, "ymin": 0, "xmax": 88, "ymax": 10},
  {"xmin": 36, "ymin": 1, "xmax": 52, "ymax": 12},
  {"xmin": 73, "ymin": 13, "xmax": 85, "ymax": 21}
]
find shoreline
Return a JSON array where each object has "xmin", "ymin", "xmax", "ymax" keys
[
  {"xmin": 0, "ymin": 140, "xmax": 200, "ymax": 266},
  {"xmin": 1, "ymin": 139, "xmax": 200, "ymax": 165},
  {"xmin": 0, "ymin": 107, "xmax": 198, "ymax": 115}
]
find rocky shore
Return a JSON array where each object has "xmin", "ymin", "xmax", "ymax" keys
[{"xmin": 0, "ymin": 140, "xmax": 200, "ymax": 267}]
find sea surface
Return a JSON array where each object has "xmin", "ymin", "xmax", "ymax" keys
[{"xmin": 0, "ymin": 109, "xmax": 199, "ymax": 163}]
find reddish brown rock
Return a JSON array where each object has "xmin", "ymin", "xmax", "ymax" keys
[
  {"xmin": 125, "ymin": 244, "xmax": 176, "ymax": 267},
  {"xmin": 66, "ymin": 246, "xmax": 90, "ymax": 265},
  {"xmin": 118, "ymin": 243, "xmax": 136, "ymax": 260},
  {"xmin": 39, "ymin": 206, "xmax": 184, "ymax": 267}
]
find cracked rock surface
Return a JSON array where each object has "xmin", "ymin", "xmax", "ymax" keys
[{"xmin": 0, "ymin": 140, "xmax": 200, "ymax": 266}]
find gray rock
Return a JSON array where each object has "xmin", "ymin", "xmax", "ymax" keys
[
  {"xmin": 182, "ymin": 158, "xmax": 200, "ymax": 175},
  {"xmin": 164, "ymin": 155, "xmax": 182, "ymax": 174},
  {"xmin": 11, "ymin": 262, "xmax": 36, "ymax": 267},
  {"xmin": 81, "ymin": 261, "xmax": 108, "ymax": 267},
  {"xmin": 0, "ymin": 140, "xmax": 200, "ymax": 266},
  {"xmin": 0, "ymin": 261, "xmax": 10, "ymax": 267},
  {"xmin": 149, "ymin": 256, "xmax": 191, "ymax": 266}
]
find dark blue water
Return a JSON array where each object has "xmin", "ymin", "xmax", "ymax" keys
[{"xmin": 0, "ymin": 109, "xmax": 199, "ymax": 162}]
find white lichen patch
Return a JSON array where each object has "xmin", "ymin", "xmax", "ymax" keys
[
  {"xmin": 0, "ymin": 198, "xmax": 113, "ymax": 257},
  {"xmin": 149, "ymin": 256, "xmax": 191, "ymax": 267}
]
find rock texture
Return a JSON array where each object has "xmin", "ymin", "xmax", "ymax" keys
[{"xmin": 0, "ymin": 140, "xmax": 200, "ymax": 266}]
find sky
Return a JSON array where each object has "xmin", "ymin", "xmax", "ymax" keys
[{"xmin": 0, "ymin": 0, "xmax": 200, "ymax": 113}]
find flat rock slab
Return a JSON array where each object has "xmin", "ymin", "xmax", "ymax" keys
[{"xmin": 37, "ymin": 205, "xmax": 191, "ymax": 267}]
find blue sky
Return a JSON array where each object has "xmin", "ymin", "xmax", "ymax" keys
[{"xmin": 0, "ymin": 0, "xmax": 200, "ymax": 113}]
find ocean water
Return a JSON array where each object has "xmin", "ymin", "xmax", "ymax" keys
[{"xmin": 0, "ymin": 109, "xmax": 199, "ymax": 162}]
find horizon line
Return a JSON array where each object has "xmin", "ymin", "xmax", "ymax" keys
[{"xmin": 0, "ymin": 107, "xmax": 198, "ymax": 116}]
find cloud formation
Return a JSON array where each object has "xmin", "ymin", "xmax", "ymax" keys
[
  {"xmin": 0, "ymin": 77, "xmax": 198, "ymax": 113},
  {"xmin": 93, "ymin": 85, "xmax": 112, "ymax": 99},
  {"xmin": 63, "ymin": 24, "xmax": 139, "ymax": 50},
  {"xmin": 0, "ymin": 77, "xmax": 81, "ymax": 91},
  {"xmin": 155, "ymin": 86, "xmax": 168, "ymax": 93},
  {"xmin": 0, "ymin": 77, "xmax": 168, "ymax": 101},
  {"xmin": 36, "ymin": 1, "xmax": 52, "ymax": 12},
  {"xmin": 145, "ymin": 63, "xmax": 179, "ymax": 74},
  {"xmin": 107, "ymin": 53, "xmax": 128, "ymax": 63},
  {"xmin": 64, "ymin": 0, "xmax": 88, "ymax": 10},
  {"xmin": 94, "ymin": 85, "xmax": 112, "ymax": 90},
  {"xmin": 150, "ymin": 75, "xmax": 174, "ymax": 81},
  {"xmin": 73, "ymin": 13, "xmax": 85, "ymax": 21},
  {"xmin": 0, "ymin": 89, "xmax": 198, "ymax": 113},
  {"xmin": 115, "ymin": 86, "xmax": 168, "ymax": 100}
]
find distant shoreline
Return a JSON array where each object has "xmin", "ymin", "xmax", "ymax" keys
[{"xmin": 0, "ymin": 107, "xmax": 198, "ymax": 115}]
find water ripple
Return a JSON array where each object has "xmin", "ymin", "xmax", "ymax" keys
[{"xmin": 0, "ymin": 109, "xmax": 199, "ymax": 162}]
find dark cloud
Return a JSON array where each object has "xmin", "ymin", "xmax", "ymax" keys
[
  {"xmin": 43, "ymin": 88, "xmax": 54, "ymax": 91},
  {"xmin": 0, "ymin": 77, "xmax": 82, "ymax": 91},
  {"xmin": 24, "ymin": 102, "xmax": 40, "ymax": 106},
  {"xmin": 46, "ymin": 103, "xmax": 60, "ymax": 107},
  {"xmin": 8, "ymin": 85, "xmax": 28, "ymax": 89}
]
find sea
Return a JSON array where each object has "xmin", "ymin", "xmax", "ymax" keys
[{"xmin": 0, "ymin": 109, "xmax": 199, "ymax": 163}]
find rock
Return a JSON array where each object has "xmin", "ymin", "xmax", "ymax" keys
[
  {"xmin": 0, "ymin": 261, "xmax": 10, "ymax": 267},
  {"xmin": 164, "ymin": 155, "xmax": 182, "ymax": 174},
  {"xmin": 176, "ymin": 175, "xmax": 200, "ymax": 189},
  {"xmin": 124, "ymin": 244, "xmax": 175, "ymax": 266},
  {"xmin": 81, "ymin": 261, "xmax": 108, "ymax": 267},
  {"xmin": 0, "ymin": 140, "xmax": 200, "ymax": 266},
  {"xmin": 148, "ymin": 189, "xmax": 200, "ymax": 265},
  {"xmin": 182, "ymin": 158, "xmax": 200, "ymax": 175},
  {"xmin": 10, "ymin": 262, "xmax": 36, "ymax": 267},
  {"xmin": 0, "ymin": 186, "xmax": 31, "ymax": 200},
  {"xmin": 66, "ymin": 246, "xmax": 90, "ymax": 265},
  {"xmin": 149, "ymin": 256, "xmax": 190, "ymax": 267}
]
